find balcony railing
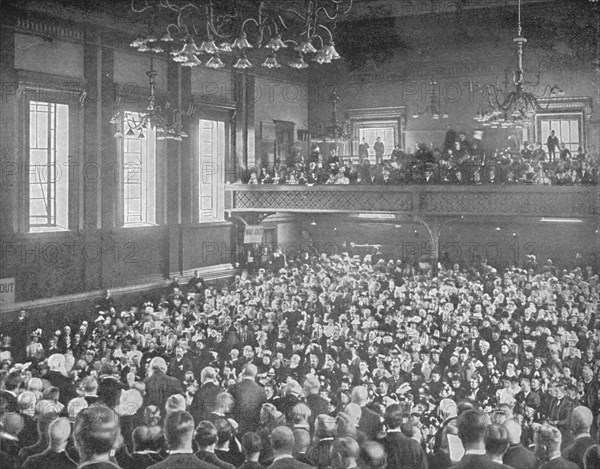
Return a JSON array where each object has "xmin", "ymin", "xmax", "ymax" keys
[{"xmin": 225, "ymin": 184, "xmax": 598, "ymax": 218}]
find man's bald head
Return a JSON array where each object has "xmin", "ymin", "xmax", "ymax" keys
[
  {"xmin": 360, "ymin": 441, "xmax": 387, "ymax": 469},
  {"xmin": 293, "ymin": 429, "xmax": 310, "ymax": 454},
  {"xmin": 351, "ymin": 386, "xmax": 368, "ymax": 406},
  {"xmin": 270, "ymin": 426, "xmax": 294, "ymax": 454},
  {"xmin": 344, "ymin": 403, "xmax": 362, "ymax": 425},
  {"xmin": 49, "ymin": 417, "xmax": 71, "ymax": 450},
  {"xmin": 242, "ymin": 363, "xmax": 258, "ymax": 379},
  {"xmin": 570, "ymin": 406, "xmax": 593, "ymax": 435},
  {"xmin": 503, "ymin": 419, "xmax": 522, "ymax": 445}
]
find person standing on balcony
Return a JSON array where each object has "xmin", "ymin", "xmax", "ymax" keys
[
  {"xmin": 358, "ymin": 138, "xmax": 369, "ymax": 164},
  {"xmin": 374, "ymin": 137, "xmax": 384, "ymax": 165},
  {"xmin": 546, "ymin": 130, "xmax": 559, "ymax": 162}
]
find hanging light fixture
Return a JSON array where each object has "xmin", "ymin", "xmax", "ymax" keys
[
  {"xmin": 411, "ymin": 80, "xmax": 449, "ymax": 120},
  {"xmin": 476, "ymin": 0, "xmax": 563, "ymax": 128},
  {"xmin": 110, "ymin": 57, "xmax": 188, "ymax": 141},
  {"xmin": 129, "ymin": 0, "xmax": 352, "ymax": 70},
  {"xmin": 312, "ymin": 87, "xmax": 352, "ymax": 142}
]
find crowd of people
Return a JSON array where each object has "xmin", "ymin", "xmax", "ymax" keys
[
  {"xmin": 244, "ymin": 130, "xmax": 599, "ymax": 186},
  {"xmin": 1, "ymin": 248, "xmax": 599, "ymax": 469}
]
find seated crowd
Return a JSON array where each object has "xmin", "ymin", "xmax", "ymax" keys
[
  {"xmin": 1, "ymin": 249, "xmax": 599, "ymax": 469},
  {"xmin": 243, "ymin": 132, "xmax": 598, "ymax": 186}
]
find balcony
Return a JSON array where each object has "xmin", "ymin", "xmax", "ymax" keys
[{"xmin": 225, "ymin": 184, "xmax": 598, "ymax": 218}]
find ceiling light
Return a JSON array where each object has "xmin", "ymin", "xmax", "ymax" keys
[
  {"xmin": 129, "ymin": 2, "xmax": 352, "ymax": 71},
  {"xmin": 476, "ymin": 0, "xmax": 562, "ymax": 127}
]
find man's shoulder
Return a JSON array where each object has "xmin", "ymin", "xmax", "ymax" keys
[
  {"xmin": 268, "ymin": 456, "xmax": 314, "ymax": 469},
  {"xmin": 201, "ymin": 382, "xmax": 221, "ymax": 393},
  {"xmin": 362, "ymin": 406, "xmax": 381, "ymax": 420},
  {"xmin": 451, "ymin": 454, "xmax": 512, "ymax": 469},
  {"xmin": 149, "ymin": 454, "xmax": 217, "ymax": 469},
  {"xmin": 540, "ymin": 457, "xmax": 579, "ymax": 469},
  {"xmin": 563, "ymin": 436, "xmax": 595, "ymax": 457}
]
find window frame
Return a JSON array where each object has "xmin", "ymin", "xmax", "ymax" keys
[
  {"xmin": 535, "ymin": 112, "xmax": 584, "ymax": 153},
  {"xmin": 17, "ymin": 71, "xmax": 84, "ymax": 234},
  {"xmin": 535, "ymin": 97, "xmax": 592, "ymax": 152},
  {"xmin": 116, "ymin": 110, "xmax": 160, "ymax": 228},
  {"xmin": 190, "ymin": 105, "xmax": 234, "ymax": 225},
  {"xmin": 113, "ymin": 83, "xmax": 168, "ymax": 229}
]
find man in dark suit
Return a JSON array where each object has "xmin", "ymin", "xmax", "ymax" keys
[
  {"xmin": 382, "ymin": 404, "xmax": 427, "ymax": 469},
  {"xmin": 144, "ymin": 357, "xmax": 184, "ymax": 410},
  {"xmin": 267, "ymin": 426, "xmax": 313, "ymax": 469},
  {"xmin": 303, "ymin": 376, "xmax": 329, "ymax": 433},
  {"xmin": 562, "ymin": 406, "xmax": 595, "ymax": 469},
  {"xmin": 351, "ymin": 386, "xmax": 382, "ymax": 441},
  {"xmin": 228, "ymin": 364, "xmax": 267, "ymax": 437},
  {"xmin": 22, "ymin": 417, "xmax": 76, "ymax": 469},
  {"xmin": 194, "ymin": 421, "xmax": 235, "ymax": 469},
  {"xmin": 549, "ymin": 383, "xmax": 575, "ymax": 449},
  {"xmin": 190, "ymin": 367, "xmax": 223, "ymax": 425},
  {"xmin": 485, "ymin": 424, "xmax": 511, "ymax": 466},
  {"xmin": 537, "ymin": 425, "xmax": 578, "ymax": 469},
  {"xmin": 0, "ymin": 371, "xmax": 21, "ymax": 413},
  {"xmin": 503, "ymin": 419, "xmax": 540, "ymax": 469},
  {"xmin": 450, "ymin": 409, "xmax": 512, "ymax": 469},
  {"xmin": 46, "ymin": 354, "xmax": 78, "ymax": 405},
  {"xmin": 148, "ymin": 411, "xmax": 216, "ymax": 469}
]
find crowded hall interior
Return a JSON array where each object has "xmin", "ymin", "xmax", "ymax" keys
[{"xmin": 1, "ymin": 0, "xmax": 600, "ymax": 469}]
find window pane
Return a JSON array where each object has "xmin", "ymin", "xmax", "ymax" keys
[
  {"xmin": 198, "ymin": 119, "xmax": 225, "ymax": 222},
  {"xmin": 29, "ymin": 100, "xmax": 68, "ymax": 229},
  {"xmin": 121, "ymin": 112, "xmax": 156, "ymax": 226}
]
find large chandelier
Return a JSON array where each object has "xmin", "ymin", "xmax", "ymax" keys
[
  {"xmin": 111, "ymin": 57, "xmax": 188, "ymax": 140},
  {"xmin": 475, "ymin": 0, "xmax": 563, "ymax": 128},
  {"xmin": 129, "ymin": 0, "xmax": 352, "ymax": 70},
  {"xmin": 312, "ymin": 87, "xmax": 351, "ymax": 142}
]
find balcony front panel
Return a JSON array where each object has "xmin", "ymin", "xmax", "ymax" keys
[{"xmin": 225, "ymin": 184, "xmax": 598, "ymax": 218}]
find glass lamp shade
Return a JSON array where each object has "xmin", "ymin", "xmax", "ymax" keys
[
  {"xmin": 199, "ymin": 39, "xmax": 218, "ymax": 54},
  {"xmin": 206, "ymin": 55, "xmax": 225, "ymax": 69},
  {"xmin": 161, "ymin": 31, "xmax": 174, "ymax": 42},
  {"xmin": 295, "ymin": 40, "xmax": 317, "ymax": 54},
  {"xmin": 180, "ymin": 42, "xmax": 201, "ymax": 56},
  {"xmin": 181, "ymin": 55, "xmax": 202, "ymax": 67},
  {"xmin": 131, "ymin": 37, "xmax": 147, "ymax": 47},
  {"xmin": 232, "ymin": 32, "xmax": 253, "ymax": 49},
  {"xmin": 172, "ymin": 54, "xmax": 188, "ymax": 63},
  {"xmin": 312, "ymin": 51, "xmax": 331, "ymax": 64},
  {"xmin": 218, "ymin": 42, "xmax": 233, "ymax": 52},
  {"xmin": 265, "ymin": 35, "xmax": 287, "ymax": 51},
  {"xmin": 289, "ymin": 55, "xmax": 308, "ymax": 69},
  {"xmin": 262, "ymin": 55, "xmax": 281, "ymax": 68},
  {"xmin": 233, "ymin": 53, "xmax": 253, "ymax": 69},
  {"xmin": 322, "ymin": 43, "xmax": 340, "ymax": 60}
]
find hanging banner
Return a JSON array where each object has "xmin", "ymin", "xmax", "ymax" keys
[{"xmin": 244, "ymin": 225, "xmax": 264, "ymax": 244}]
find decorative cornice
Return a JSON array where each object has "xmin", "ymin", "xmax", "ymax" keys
[
  {"xmin": 347, "ymin": 107, "xmax": 406, "ymax": 120},
  {"xmin": 14, "ymin": 69, "xmax": 87, "ymax": 104},
  {"xmin": 15, "ymin": 17, "xmax": 83, "ymax": 41},
  {"xmin": 537, "ymin": 96, "xmax": 593, "ymax": 115}
]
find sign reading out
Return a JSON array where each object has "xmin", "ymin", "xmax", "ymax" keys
[
  {"xmin": 0, "ymin": 278, "xmax": 16, "ymax": 305},
  {"xmin": 244, "ymin": 225, "xmax": 264, "ymax": 244}
]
